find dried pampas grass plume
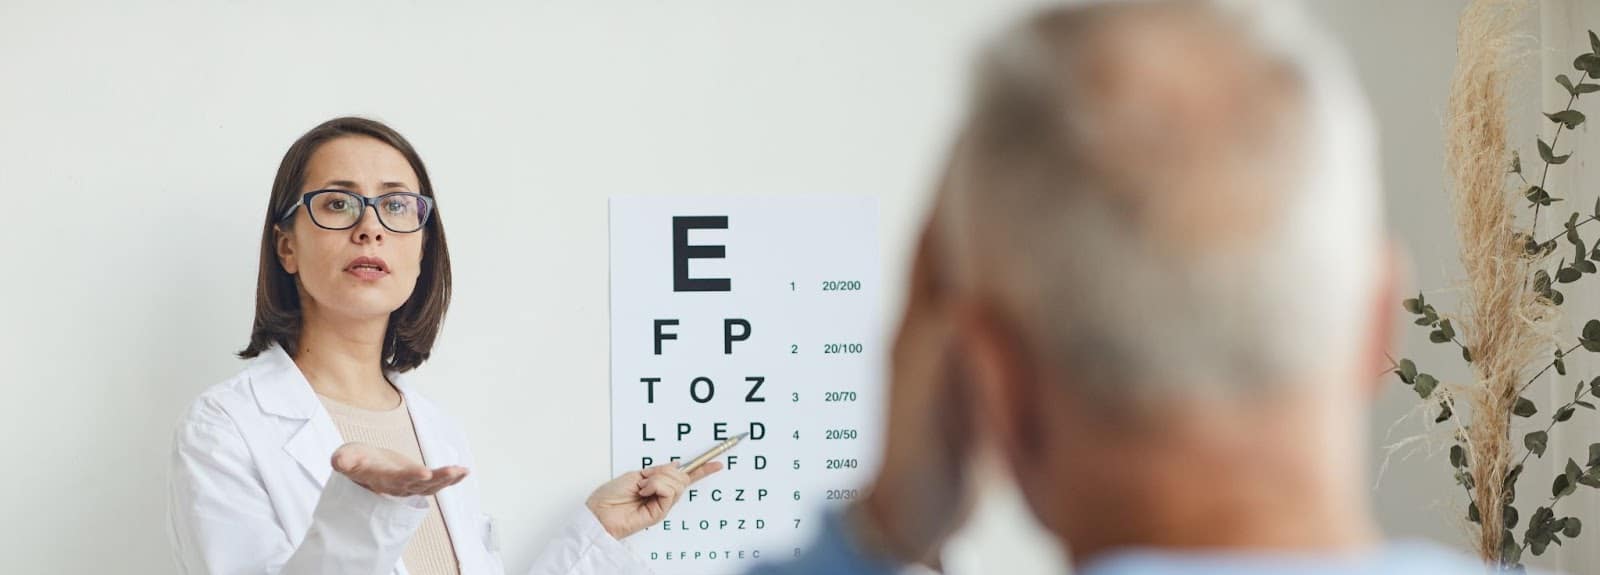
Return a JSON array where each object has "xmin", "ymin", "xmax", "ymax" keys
[{"xmin": 1445, "ymin": 0, "xmax": 1554, "ymax": 563}]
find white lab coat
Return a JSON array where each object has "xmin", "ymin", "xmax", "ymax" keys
[{"xmin": 168, "ymin": 342, "xmax": 652, "ymax": 575}]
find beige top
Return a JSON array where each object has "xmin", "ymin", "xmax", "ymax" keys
[{"xmin": 318, "ymin": 392, "xmax": 461, "ymax": 575}]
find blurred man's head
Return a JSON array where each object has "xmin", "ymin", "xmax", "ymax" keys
[{"xmin": 939, "ymin": 0, "xmax": 1391, "ymax": 555}]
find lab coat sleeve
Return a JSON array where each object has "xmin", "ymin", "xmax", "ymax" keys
[
  {"xmin": 168, "ymin": 397, "xmax": 431, "ymax": 575},
  {"xmin": 518, "ymin": 507, "xmax": 655, "ymax": 575}
]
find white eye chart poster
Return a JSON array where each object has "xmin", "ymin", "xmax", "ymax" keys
[{"xmin": 609, "ymin": 196, "xmax": 884, "ymax": 575}]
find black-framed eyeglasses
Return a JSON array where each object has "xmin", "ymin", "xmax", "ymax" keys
[{"xmin": 278, "ymin": 189, "xmax": 434, "ymax": 233}]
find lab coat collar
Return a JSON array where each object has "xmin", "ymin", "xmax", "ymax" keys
[{"xmin": 247, "ymin": 342, "xmax": 414, "ymax": 420}]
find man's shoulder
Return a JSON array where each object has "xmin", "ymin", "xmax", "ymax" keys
[{"xmin": 1079, "ymin": 541, "xmax": 1507, "ymax": 575}]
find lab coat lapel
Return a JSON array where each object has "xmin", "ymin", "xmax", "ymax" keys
[{"xmin": 249, "ymin": 343, "xmax": 342, "ymax": 488}]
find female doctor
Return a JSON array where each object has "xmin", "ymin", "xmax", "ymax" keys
[{"xmin": 168, "ymin": 116, "xmax": 721, "ymax": 575}]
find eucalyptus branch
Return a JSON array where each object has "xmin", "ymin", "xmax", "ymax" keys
[
  {"xmin": 1514, "ymin": 381, "xmax": 1593, "ymax": 472},
  {"xmin": 1516, "ymin": 343, "xmax": 1583, "ymax": 399},
  {"xmin": 1537, "ymin": 215, "xmax": 1598, "ymax": 246},
  {"xmin": 1527, "ymin": 79, "xmax": 1584, "ymax": 239}
]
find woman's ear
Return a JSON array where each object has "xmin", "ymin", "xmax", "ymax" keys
[{"xmin": 274, "ymin": 224, "xmax": 298, "ymax": 275}]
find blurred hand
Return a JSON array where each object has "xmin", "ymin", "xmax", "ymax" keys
[
  {"xmin": 587, "ymin": 461, "xmax": 724, "ymax": 539},
  {"xmin": 331, "ymin": 442, "xmax": 469, "ymax": 497},
  {"xmin": 857, "ymin": 208, "xmax": 977, "ymax": 566}
]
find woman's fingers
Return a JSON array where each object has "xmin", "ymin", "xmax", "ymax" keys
[
  {"xmin": 405, "ymin": 466, "xmax": 469, "ymax": 496},
  {"xmin": 421, "ymin": 466, "xmax": 469, "ymax": 494},
  {"xmin": 641, "ymin": 467, "xmax": 692, "ymax": 502},
  {"xmin": 686, "ymin": 461, "xmax": 723, "ymax": 483},
  {"xmin": 640, "ymin": 476, "xmax": 678, "ymax": 501}
]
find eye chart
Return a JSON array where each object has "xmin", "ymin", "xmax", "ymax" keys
[{"xmin": 610, "ymin": 196, "xmax": 883, "ymax": 575}]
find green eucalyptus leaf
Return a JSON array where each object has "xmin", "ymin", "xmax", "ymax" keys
[
  {"xmin": 1403, "ymin": 298, "xmax": 1422, "ymax": 314},
  {"xmin": 1503, "ymin": 530, "xmax": 1523, "ymax": 564},
  {"xmin": 1439, "ymin": 319, "xmax": 1456, "ymax": 339},
  {"xmin": 1557, "ymin": 405, "xmax": 1577, "ymax": 422},
  {"xmin": 1527, "ymin": 430, "xmax": 1550, "ymax": 457},
  {"xmin": 1532, "ymin": 506, "xmax": 1555, "ymax": 529},
  {"xmin": 1591, "ymin": 30, "xmax": 1600, "ymax": 55},
  {"xmin": 1541, "ymin": 138, "xmax": 1573, "ymax": 165},
  {"xmin": 1506, "ymin": 505, "xmax": 1521, "ymax": 530},
  {"xmin": 1532, "ymin": 533, "xmax": 1552, "ymax": 556},
  {"xmin": 1507, "ymin": 463, "xmax": 1526, "ymax": 491},
  {"xmin": 1462, "ymin": 346, "xmax": 1473, "ymax": 363},
  {"xmin": 1527, "ymin": 185, "xmax": 1546, "ymax": 203},
  {"xmin": 1559, "ymin": 267, "xmax": 1582, "ymax": 283},
  {"xmin": 1398, "ymin": 358, "xmax": 1417, "ymax": 383},
  {"xmin": 1430, "ymin": 330, "xmax": 1450, "ymax": 344},
  {"xmin": 1578, "ymin": 52, "xmax": 1600, "ymax": 72},
  {"xmin": 1414, "ymin": 374, "xmax": 1439, "ymax": 399},
  {"xmin": 1548, "ymin": 110, "xmax": 1587, "ymax": 129},
  {"xmin": 1555, "ymin": 473, "xmax": 1576, "ymax": 498},
  {"xmin": 1580, "ymin": 467, "xmax": 1600, "ymax": 488},
  {"xmin": 1451, "ymin": 444, "xmax": 1467, "ymax": 468},
  {"xmin": 1557, "ymin": 357, "xmax": 1569, "ymax": 375},
  {"xmin": 1516, "ymin": 396, "xmax": 1540, "ymax": 417},
  {"xmin": 1436, "ymin": 400, "xmax": 1454, "ymax": 423},
  {"xmin": 1559, "ymin": 73, "xmax": 1578, "ymax": 95},
  {"xmin": 1590, "ymin": 443, "xmax": 1600, "ymax": 467},
  {"xmin": 1564, "ymin": 517, "xmax": 1582, "ymax": 538}
]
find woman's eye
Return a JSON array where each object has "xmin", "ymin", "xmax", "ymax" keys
[
  {"xmin": 327, "ymin": 199, "xmax": 349, "ymax": 211},
  {"xmin": 385, "ymin": 199, "xmax": 409, "ymax": 213}
]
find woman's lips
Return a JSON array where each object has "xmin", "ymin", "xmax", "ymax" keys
[
  {"xmin": 346, "ymin": 265, "xmax": 389, "ymax": 281},
  {"xmin": 345, "ymin": 255, "xmax": 389, "ymax": 281}
]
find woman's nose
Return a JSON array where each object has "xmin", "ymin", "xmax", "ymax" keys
[{"xmin": 351, "ymin": 205, "xmax": 385, "ymax": 243}]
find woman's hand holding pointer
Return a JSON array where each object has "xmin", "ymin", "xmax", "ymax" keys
[{"xmin": 586, "ymin": 461, "xmax": 724, "ymax": 539}]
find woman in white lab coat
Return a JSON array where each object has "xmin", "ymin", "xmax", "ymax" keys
[{"xmin": 168, "ymin": 116, "xmax": 720, "ymax": 575}]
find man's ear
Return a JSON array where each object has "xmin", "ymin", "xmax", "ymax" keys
[
  {"xmin": 274, "ymin": 224, "xmax": 298, "ymax": 275},
  {"xmin": 1362, "ymin": 243, "xmax": 1404, "ymax": 402},
  {"xmin": 957, "ymin": 299, "xmax": 1041, "ymax": 472}
]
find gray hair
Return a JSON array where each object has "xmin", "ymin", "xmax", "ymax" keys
[{"xmin": 941, "ymin": 0, "xmax": 1382, "ymax": 405}]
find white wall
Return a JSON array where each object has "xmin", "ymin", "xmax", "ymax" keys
[{"xmin": 0, "ymin": 0, "xmax": 1539, "ymax": 573}]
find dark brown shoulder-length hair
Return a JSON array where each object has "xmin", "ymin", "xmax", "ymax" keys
[{"xmin": 239, "ymin": 116, "xmax": 452, "ymax": 373}]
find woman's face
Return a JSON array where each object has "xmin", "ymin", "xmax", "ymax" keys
[{"xmin": 275, "ymin": 135, "xmax": 426, "ymax": 324}]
